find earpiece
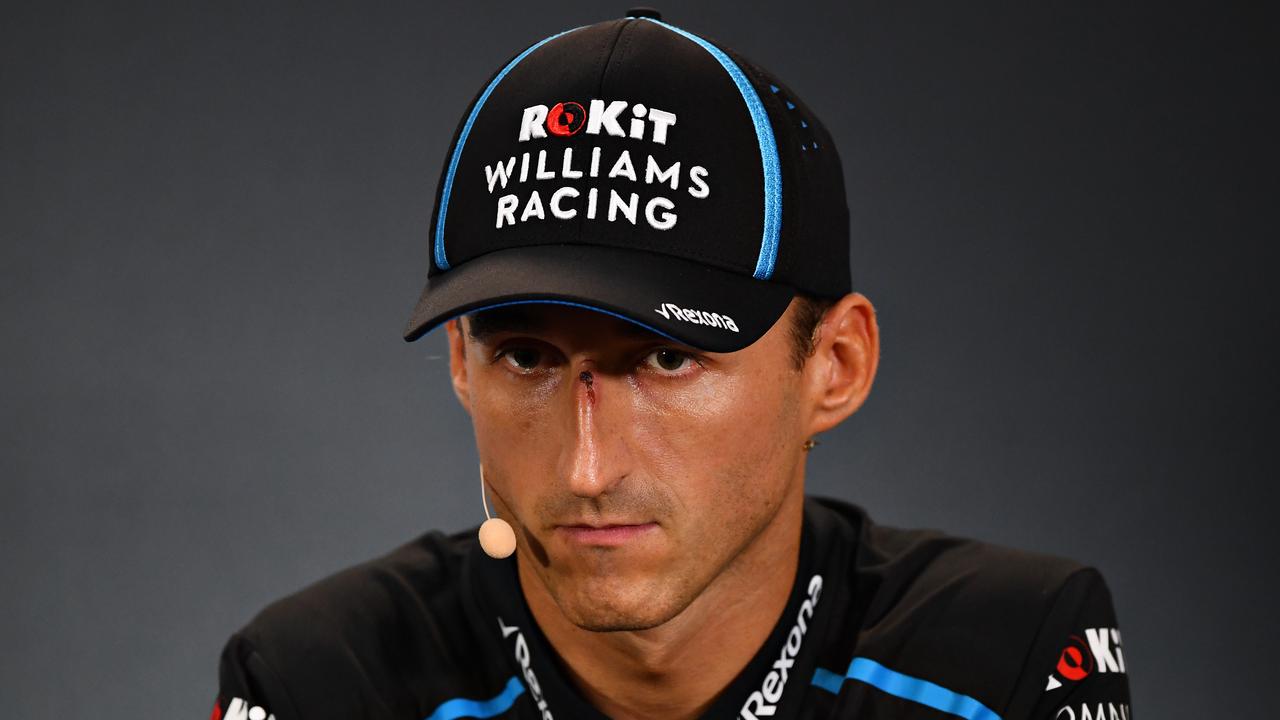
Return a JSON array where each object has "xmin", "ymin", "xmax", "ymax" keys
[{"xmin": 477, "ymin": 463, "xmax": 516, "ymax": 559}]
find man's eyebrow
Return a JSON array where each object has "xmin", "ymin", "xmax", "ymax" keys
[{"xmin": 463, "ymin": 306, "xmax": 670, "ymax": 343}]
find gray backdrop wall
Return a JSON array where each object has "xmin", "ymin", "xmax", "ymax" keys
[{"xmin": 2, "ymin": 1, "xmax": 1273, "ymax": 717}]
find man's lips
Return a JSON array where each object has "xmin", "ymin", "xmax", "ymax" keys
[{"xmin": 554, "ymin": 522, "xmax": 658, "ymax": 547}]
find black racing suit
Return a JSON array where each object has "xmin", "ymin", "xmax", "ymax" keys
[{"xmin": 214, "ymin": 496, "xmax": 1132, "ymax": 719}]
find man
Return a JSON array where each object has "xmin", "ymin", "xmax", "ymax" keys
[{"xmin": 215, "ymin": 9, "xmax": 1131, "ymax": 720}]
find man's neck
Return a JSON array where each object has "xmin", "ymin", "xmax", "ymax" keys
[{"xmin": 517, "ymin": 486, "xmax": 806, "ymax": 720}]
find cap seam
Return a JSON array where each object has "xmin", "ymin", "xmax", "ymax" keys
[
  {"xmin": 573, "ymin": 18, "xmax": 636, "ymax": 250},
  {"xmin": 597, "ymin": 19, "xmax": 638, "ymax": 98}
]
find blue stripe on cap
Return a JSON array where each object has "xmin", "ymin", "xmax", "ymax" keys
[
  {"xmin": 811, "ymin": 657, "xmax": 1003, "ymax": 720},
  {"xmin": 423, "ymin": 675, "xmax": 525, "ymax": 720},
  {"xmin": 433, "ymin": 27, "xmax": 581, "ymax": 272},
  {"xmin": 637, "ymin": 17, "xmax": 783, "ymax": 280}
]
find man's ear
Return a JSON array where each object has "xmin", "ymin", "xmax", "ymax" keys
[
  {"xmin": 446, "ymin": 318, "xmax": 472, "ymax": 415},
  {"xmin": 804, "ymin": 292, "xmax": 880, "ymax": 435}
]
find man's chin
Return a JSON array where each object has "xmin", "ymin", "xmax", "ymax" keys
[
  {"xmin": 546, "ymin": 573, "xmax": 687, "ymax": 632},
  {"xmin": 558, "ymin": 597, "xmax": 677, "ymax": 633}
]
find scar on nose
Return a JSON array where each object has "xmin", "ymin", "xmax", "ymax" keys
[{"xmin": 579, "ymin": 370, "xmax": 595, "ymax": 403}]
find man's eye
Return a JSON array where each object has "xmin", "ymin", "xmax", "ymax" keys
[
  {"xmin": 498, "ymin": 347, "xmax": 543, "ymax": 372},
  {"xmin": 644, "ymin": 348, "xmax": 695, "ymax": 373}
]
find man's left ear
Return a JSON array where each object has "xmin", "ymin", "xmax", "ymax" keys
[
  {"xmin": 446, "ymin": 318, "xmax": 473, "ymax": 416},
  {"xmin": 805, "ymin": 292, "xmax": 880, "ymax": 434}
]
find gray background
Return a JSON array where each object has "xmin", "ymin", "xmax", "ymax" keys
[{"xmin": 2, "ymin": 1, "xmax": 1274, "ymax": 717}]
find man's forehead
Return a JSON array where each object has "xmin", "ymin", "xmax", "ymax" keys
[{"xmin": 463, "ymin": 304, "xmax": 671, "ymax": 343}]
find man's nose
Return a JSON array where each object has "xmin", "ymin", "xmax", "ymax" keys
[{"xmin": 562, "ymin": 367, "xmax": 628, "ymax": 499}]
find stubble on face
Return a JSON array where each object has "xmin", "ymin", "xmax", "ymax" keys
[
  {"xmin": 509, "ymin": 372, "xmax": 803, "ymax": 634},
  {"xmin": 466, "ymin": 303, "xmax": 808, "ymax": 634}
]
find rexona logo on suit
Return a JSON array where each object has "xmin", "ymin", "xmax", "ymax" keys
[
  {"xmin": 485, "ymin": 101, "xmax": 710, "ymax": 231},
  {"xmin": 739, "ymin": 574, "xmax": 824, "ymax": 720},
  {"xmin": 498, "ymin": 617, "xmax": 555, "ymax": 720}
]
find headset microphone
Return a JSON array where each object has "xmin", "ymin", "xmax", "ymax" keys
[{"xmin": 477, "ymin": 464, "xmax": 517, "ymax": 559}]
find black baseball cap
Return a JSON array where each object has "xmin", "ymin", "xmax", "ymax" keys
[{"xmin": 403, "ymin": 8, "xmax": 850, "ymax": 352}]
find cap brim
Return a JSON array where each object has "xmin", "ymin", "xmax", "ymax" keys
[{"xmin": 403, "ymin": 244, "xmax": 796, "ymax": 352}]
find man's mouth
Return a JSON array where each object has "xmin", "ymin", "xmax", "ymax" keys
[{"xmin": 554, "ymin": 522, "xmax": 659, "ymax": 547}]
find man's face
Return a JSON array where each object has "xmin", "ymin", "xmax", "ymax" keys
[{"xmin": 448, "ymin": 301, "xmax": 813, "ymax": 632}]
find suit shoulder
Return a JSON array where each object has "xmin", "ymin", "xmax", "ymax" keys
[
  {"xmin": 245, "ymin": 528, "xmax": 472, "ymax": 639},
  {"xmin": 823, "ymin": 498, "xmax": 1105, "ymax": 708},
  {"xmin": 878, "ymin": 523, "xmax": 1091, "ymax": 613},
  {"xmin": 227, "ymin": 528, "xmax": 481, "ymax": 716},
  {"xmin": 813, "ymin": 495, "xmax": 1090, "ymax": 614}
]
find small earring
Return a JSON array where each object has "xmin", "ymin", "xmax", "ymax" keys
[{"xmin": 802, "ymin": 438, "xmax": 819, "ymax": 452}]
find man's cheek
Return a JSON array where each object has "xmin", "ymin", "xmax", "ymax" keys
[
  {"xmin": 668, "ymin": 391, "xmax": 779, "ymax": 462},
  {"xmin": 473, "ymin": 387, "xmax": 553, "ymax": 445}
]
